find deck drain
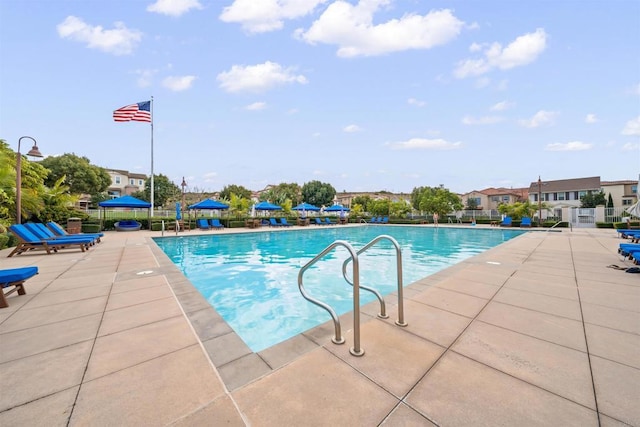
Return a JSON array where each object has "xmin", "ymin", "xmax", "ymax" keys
[
  {"xmin": 137, "ymin": 270, "xmax": 154, "ymax": 275},
  {"xmin": 486, "ymin": 261, "xmax": 501, "ymax": 265}
]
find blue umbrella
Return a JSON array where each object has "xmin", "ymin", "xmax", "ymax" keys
[
  {"xmin": 292, "ymin": 202, "xmax": 321, "ymax": 212},
  {"xmin": 254, "ymin": 201, "xmax": 282, "ymax": 211},
  {"xmin": 324, "ymin": 204, "xmax": 350, "ymax": 212},
  {"xmin": 188, "ymin": 199, "xmax": 229, "ymax": 210},
  {"xmin": 176, "ymin": 202, "xmax": 182, "ymax": 220}
]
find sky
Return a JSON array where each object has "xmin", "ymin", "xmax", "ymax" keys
[{"xmin": 1, "ymin": 0, "xmax": 639, "ymax": 195}]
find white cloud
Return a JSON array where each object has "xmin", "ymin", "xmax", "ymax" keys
[
  {"xmin": 545, "ymin": 141, "xmax": 593, "ymax": 151},
  {"xmin": 622, "ymin": 115, "xmax": 640, "ymax": 136},
  {"xmin": 407, "ymin": 98, "xmax": 426, "ymax": 107},
  {"xmin": 454, "ymin": 28, "xmax": 547, "ymax": 78},
  {"xmin": 135, "ymin": 69, "xmax": 157, "ymax": 88},
  {"xmin": 386, "ymin": 138, "xmax": 462, "ymax": 150},
  {"xmin": 585, "ymin": 113, "xmax": 598, "ymax": 124},
  {"xmin": 287, "ymin": 108, "xmax": 299, "ymax": 114},
  {"xmin": 343, "ymin": 124, "xmax": 362, "ymax": 132},
  {"xmin": 220, "ymin": 0, "xmax": 326, "ymax": 33},
  {"xmin": 246, "ymin": 101, "xmax": 267, "ymax": 110},
  {"xmin": 162, "ymin": 75, "xmax": 196, "ymax": 91},
  {"xmin": 57, "ymin": 16, "xmax": 142, "ymax": 55},
  {"xmin": 518, "ymin": 110, "xmax": 558, "ymax": 128},
  {"xmin": 474, "ymin": 77, "xmax": 490, "ymax": 88},
  {"xmin": 147, "ymin": 0, "xmax": 203, "ymax": 17},
  {"xmin": 217, "ymin": 61, "xmax": 308, "ymax": 93},
  {"xmin": 622, "ymin": 142, "xmax": 640, "ymax": 151},
  {"xmin": 490, "ymin": 100, "xmax": 514, "ymax": 111},
  {"xmin": 469, "ymin": 42, "xmax": 483, "ymax": 52},
  {"xmin": 462, "ymin": 115, "xmax": 504, "ymax": 125},
  {"xmin": 296, "ymin": 3, "xmax": 464, "ymax": 57}
]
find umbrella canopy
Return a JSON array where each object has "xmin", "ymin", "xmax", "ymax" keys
[
  {"xmin": 98, "ymin": 195, "xmax": 151, "ymax": 208},
  {"xmin": 188, "ymin": 199, "xmax": 229, "ymax": 210},
  {"xmin": 292, "ymin": 202, "xmax": 321, "ymax": 212},
  {"xmin": 176, "ymin": 202, "xmax": 182, "ymax": 220},
  {"xmin": 254, "ymin": 201, "xmax": 282, "ymax": 211},
  {"xmin": 626, "ymin": 200, "xmax": 640, "ymax": 218},
  {"xmin": 324, "ymin": 204, "xmax": 350, "ymax": 212}
]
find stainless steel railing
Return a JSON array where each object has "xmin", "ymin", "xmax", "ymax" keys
[{"xmin": 298, "ymin": 235, "xmax": 407, "ymax": 357}]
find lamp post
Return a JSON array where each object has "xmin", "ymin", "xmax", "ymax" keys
[
  {"xmin": 16, "ymin": 136, "xmax": 43, "ymax": 224},
  {"xmin": 537, "ymin": 176, "xmax": 542, "ymax": 227},
  {"xmin": 181, "ymin": 176, "xmax": 187, "ymax": 224}
]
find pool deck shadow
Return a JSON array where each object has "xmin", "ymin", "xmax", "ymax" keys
[{"xmin": 1, "ymin": 225, "xmax": 638, "ymax": 426}]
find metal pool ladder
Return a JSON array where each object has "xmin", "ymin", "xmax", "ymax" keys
[{"xmin": 297, "ymin": 235, "xmax": 406, "ymax": 357}]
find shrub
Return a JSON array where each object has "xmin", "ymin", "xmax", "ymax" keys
[{"xmin": 0, "ymin": 233, "xmax": 9, "ymax": 250}]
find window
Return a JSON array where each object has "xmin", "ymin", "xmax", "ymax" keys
[
  {"xmin": 623, "ymin": 199, "xmax": 633, "ymax": 206},
  {"xmin": 138, "ymin": 179, "xmax": 144, "ymax": 186},
  {"xmin": 491, "ymin": 196, "xmax": 500, "ymax": 202},
  {"xmin": 130, "ymin": 179, "xmax": 134, "ymax": 185},
  {"xmin": 472, "ymin": 197, "xmax": 481, "ymax": 206},
  {"xmin": 557, "ymin": 192, "xmax": 565, "ymax": 201},
  {"xmin": 633, "ymin": 185, "xmax": 638, "ymax": 195},
  {"xmin": 502, "ymin": 196, "xmax": 509, "ymax": 202},
  {"xmin": 115, "ymin": 176, "xmax": 121, "ymax": 184}
]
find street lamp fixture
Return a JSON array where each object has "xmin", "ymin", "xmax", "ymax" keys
[
  {"xmin": 180, "ymin": 177, "xmax": 187, "ymax": 210},
  {"xmin": 537, "ymin": 176, "xmax": 542, "ymax": 227},
  {"xmin": 16, "ymin": 136, "xmax": 43, "ymax": 224}
]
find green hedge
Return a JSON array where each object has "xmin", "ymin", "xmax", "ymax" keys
[{"xmin": 0, "ymin": 233, "xmax": 9, "ymax": 250}]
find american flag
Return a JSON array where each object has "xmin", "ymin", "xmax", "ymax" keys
[{"xmin": 113, "ymin": 101, "xmax": 151, "ymax": 122}]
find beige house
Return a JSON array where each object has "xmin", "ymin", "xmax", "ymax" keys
[
  {"xmin": 460, "ymin": 188, "xmax": 527, "ymax": 211},
  {"xmin": 527, "ymin": 176, "xmax": 601, "ymax": 213},
  {"xmin": 106, "ymin": 169, "xmax": 147, "ymax": 198},
  {"xmin": 601, "ymin": 180, "xmax": 638, "ymax": 207}
]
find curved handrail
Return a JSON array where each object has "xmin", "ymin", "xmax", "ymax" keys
[
  {"xmin": 298, "ymin": 240, "xmax": 365, "ymax": 356},
  {"xmin": 342, "ymin": 235, "xmax": 407, "ymax": 327}
]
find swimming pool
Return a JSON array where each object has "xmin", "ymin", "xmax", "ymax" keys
[{"xmin": 153, "ymin": 226, "xmax": 525, "ymax": 352}]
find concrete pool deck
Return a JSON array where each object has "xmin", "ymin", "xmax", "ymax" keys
[{"xmin": 0, "ymin": 224, "xmax": 638, "ymax": 426}]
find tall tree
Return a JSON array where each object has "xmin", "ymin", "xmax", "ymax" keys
[
  {"xmin": 301, "ymin": 180, "xmax": 336, "ymax": 207},
  {"xmin": 262, "ymin": 183, "xmax": 301, "ymax": 206},
  {"xmin": 220, "ymin": 184, "xmax": 252, "ymax": 201},
  {"xmin": 580, "ymin": 191, "xmax": 606, "ymax": 208},
  {"xmin": 132, "ymin": 174, "xmax": 179, "ymax": 207},
  {"xmin": 40, "ymin": 153, "xmax": 110, "ymax": 196},
  {"xmin": 413, "ymin": 186, "xmax": 463, "ymax": 216}
]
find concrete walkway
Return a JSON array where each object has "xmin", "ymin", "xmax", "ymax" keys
[{"xmin": 0, "ymin": 225, "xmax": 638, "ymax": 426}]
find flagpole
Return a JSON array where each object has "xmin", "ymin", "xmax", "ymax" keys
[{"xmin": 150, "ymin": 96, "xmax": 154, "ymax": 216}]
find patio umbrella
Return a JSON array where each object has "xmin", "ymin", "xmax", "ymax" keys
[
  {"xmin": 627, "ymin": 174, "xmax": 640, "ymax": 218},
  {"xmin": 253, "ymin": 201, "xmax": 282, "ymax": 211},
  {"xmin": 188, "ymin": 199, "xmax": 229, "ymax": 210},
  {"xmin": 324, "ymin": 204, "xmax": 350, "ymax": 212},
  {"xmin": 176, "ymin": 202, "xmax": 182, "ymax": 220},
  {"xmin": 627, "ymin": 200, "xmax": 640, "ymax": 218},
  {"xmin": 292, "ymin": 202, "xmax": 321, "ymax": 212}
]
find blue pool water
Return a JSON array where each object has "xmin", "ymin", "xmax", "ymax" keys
[{"xmin": 153, "ymin": 226, "xmax": 525, "ymax": 352}]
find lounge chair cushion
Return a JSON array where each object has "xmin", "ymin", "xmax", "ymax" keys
[{"xmin": 1, "ymin": 266, "xmax": 38, "ymax": 308}]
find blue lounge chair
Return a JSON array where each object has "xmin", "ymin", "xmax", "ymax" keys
[
  {"xmin": 269, "ymin": 218, "xmax": 282, "ymax": 227},
  {"xmin": 24, "ymin": 223, "xmax": 98, "ymax": 245},
  {"xmin": 500, "ymin": 217, "xmax": 513, "ymax": 227},
  {"xmin": 324, "ymin": 218, "xmax": 335, "ymax": 225},
  {"xmin": 369, "ymin": 217, "xmax": 378, "ymax": 224},
  {"xmin": 8, "ymin": 224, "xmax": 92, "ymax": 257},
  {"xmin": 46, "ymin": 221, "xmax": 103, "ymax": 242},
  {"xmin": 1, "ymin": 266, "xmax": 38, "ymax": 308},
  {"xmin": 314, "ymin": 218, "xmax": 326, "ymax": 226},
  {"xmin": 380, "ymin": 216, "xmax": 389, "ymax": 224},
  {"xmin": 279, "ymin": 218, "xmax": 292, "ymax": 227},
  {"xmin": 520, "ymin": 217, "xmax": 532, "ymax": 227},
  {"xmin": 196, "ymin": 219, "xmax": 210, "ymax": 230},
  {"xmin": 209, "ymin": 219, "xmax": 224, "ymax": 229}
]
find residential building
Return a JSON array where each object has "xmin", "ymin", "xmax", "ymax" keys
[
  {"xmin": 106, "ymin": 169, "xmax": 147, "ymax": 198},
  {"xmin": 460, "ymin": 188, "xmax": 528, "ymax": 211},
  {"xmin": 527, "ymin": 176, "xmax": 602, "ymax": 219},
  {"xmin": 601, "ymin": 180, "xmax": 638, "ymax": 207}
]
